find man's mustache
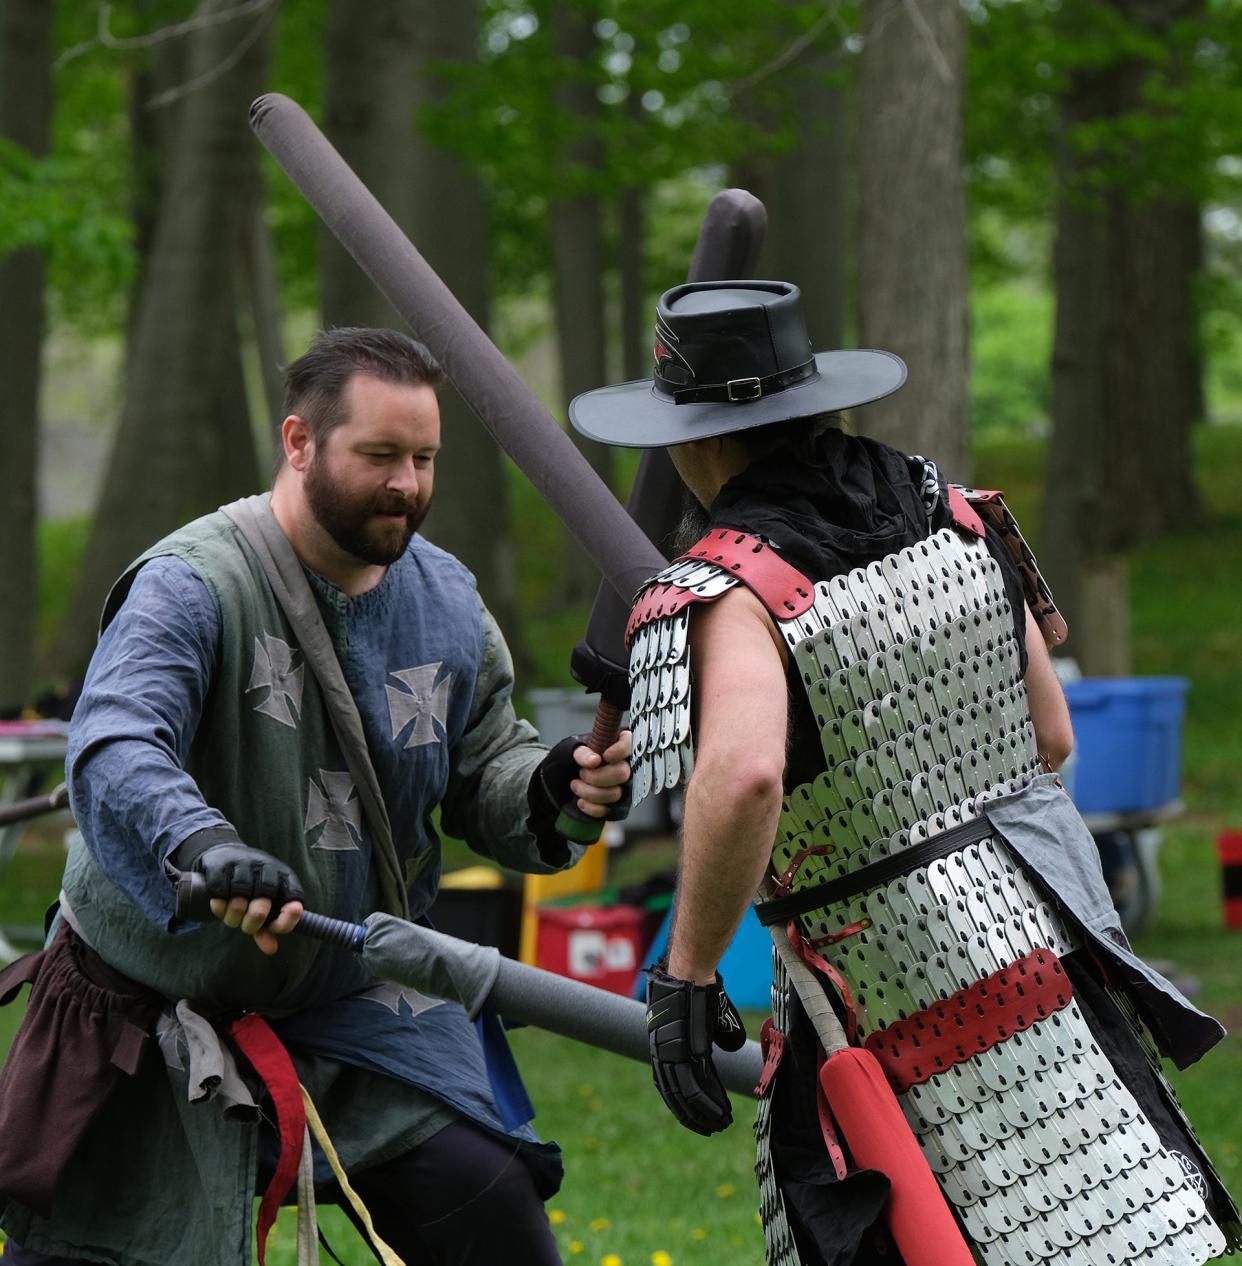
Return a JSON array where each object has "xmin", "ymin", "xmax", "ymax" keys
[{"xmin": 373, "ymin": 495, "xmax": 419, "ymax": 516}]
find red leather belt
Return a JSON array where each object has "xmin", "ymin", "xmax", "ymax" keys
[{"xmin": 864, "ymin": 948, "xmax": 1074, "ymax": 1094}]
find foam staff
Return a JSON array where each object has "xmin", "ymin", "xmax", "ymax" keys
[
  {"xmin": 251, "ymin": 91, "xmax": 668, "ymax": 841},
  {"xmin": 175, "ymin": 871, "xmax": 765, "ymax": 1098},
  {"xmin": 0, "ymin": 783, "xmax": 68, "ymax": 828}
]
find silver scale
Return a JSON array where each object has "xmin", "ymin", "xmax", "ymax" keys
[{"xmin": 635, "ymin": 534, "xmax": 1229, "ymax": 1266}]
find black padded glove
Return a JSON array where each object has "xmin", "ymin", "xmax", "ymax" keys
[
  {"xmin": 170, "ymin": 830, "xmax": 304, "ymax": 910},
  {"xmin": 645, "ymin": 962, "xmax": 746, "ymax": 1136},
  {"xmin": 530, "ymin": 734, "xmax": 633, "ymax": 826}
]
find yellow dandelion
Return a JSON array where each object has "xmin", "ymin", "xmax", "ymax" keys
[
  {"xmin": 754, "ymin": 1212, "xmax": 763, "ymax": 1226},
  {"xmin": 715, "ymin": 1182, "xmax": 735, "ymax": 1198},
  {"xmin": 651, "ymin": 1252, "xmax": 673, "ymax": 1266},
  {"xmin": 578, "ymin": 1084, "xmax": 595, "ymax": 1098},
  {"xmin": 549, "ymin": 1209, "xmax": 567, "ymax": 1225},
  {"xmin": 601, "ymin": 1255, "xmax": 623, "ymax": 1266},
  {"xmin": 690, "ymin": 1228, "xmax": 707, "ymax": 1241},
  {"xmin": 590, "ymin": 1218, "xmax": 611, "ymax": 1232},
  {"xmin": 569, "ymin": 1241, "xmax": 584, "ymax": 1256}
]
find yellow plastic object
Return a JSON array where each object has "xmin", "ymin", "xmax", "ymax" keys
[
  {"xmin": 439, "ymin": 865, "xmax": 504, "ymax": 890},
  {"xmin": 518, "ymin": 840, "xmax": 608, "ymax": 964}
]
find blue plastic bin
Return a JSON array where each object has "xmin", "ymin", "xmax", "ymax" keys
[{"xmin": 1061, "ymin": 677, "xmax": 1188, "ymax": 814}]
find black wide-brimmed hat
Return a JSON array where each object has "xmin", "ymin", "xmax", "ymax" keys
[{"xmin": 570, "ymin": 280, "xmax": 906, "ymax": 449}]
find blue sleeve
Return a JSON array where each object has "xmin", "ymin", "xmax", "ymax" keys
[{"xmin": 66, "ymin": 555, "xmax": 235, "ymax": 926}]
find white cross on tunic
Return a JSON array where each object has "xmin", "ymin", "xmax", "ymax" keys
[
  {"xmin": 357, "ymin": 981, "xmax": 443, "ymax": 1019},
  {"xmin": 305, "ymin": 769, "xmax": 364, "ymax": 852},
  {"xmin": 246, "ymin": 633, "xmax": 305, "ymax": 729},
  {"xmin": 385, "ymin": 662, "xmax": 453, "ymax": 750}
]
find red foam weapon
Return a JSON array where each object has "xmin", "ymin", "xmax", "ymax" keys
[{"xmin": 769, "ymin": 925, "xmax": 975, "ymax": 1266}]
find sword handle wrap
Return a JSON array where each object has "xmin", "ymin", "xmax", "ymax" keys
[
  {"xmin": 551, "ymin": 700, "xmax": 626, "ymax": 844},
  {"xmin": 587, "ymin": 700, "xmax": 624, "ymax": 756},
  {"xmin": 293, "ymin": 911, "xmax": 367, "ymax": 952},
  {"xmin": 173, "ymin": 870, "xmax": 365, "ymax": 951}
]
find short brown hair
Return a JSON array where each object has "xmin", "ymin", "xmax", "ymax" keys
[{"xmin": 277, "ymin": 327, "xmax": 443, "ymax": 468}]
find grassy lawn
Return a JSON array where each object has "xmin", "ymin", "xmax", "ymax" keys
[{"xmin": 2, "ymin": 425, "xmax": 1240, "ymax": 1263}]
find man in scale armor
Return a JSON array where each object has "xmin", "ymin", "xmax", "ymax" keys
[{"xmin": 571, "ymin": 280, "xmax": 1239, "ymax": 1266}]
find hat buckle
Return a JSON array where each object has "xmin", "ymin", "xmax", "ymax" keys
[{"xmin": 726, "ymin": 377, "xmax": 762, "ymax": 403}]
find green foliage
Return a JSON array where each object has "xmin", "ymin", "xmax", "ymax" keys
[
  {"xmin": 35, "ymin": 515, "xmax": 91, "ymax": 664},
  {"xmin": 0, "ymin": 4, "xmax": 137, "ymax": 333},
  {"xmin": 1128, "ymin": 424, "xmax": 1242, "ymax": 813},
  {"xmin": 966, "ymin": 0, "xmax": 1242, "ymax": 212},
  {"xmin": 263, "ymin": 0, "xmax": 327, "ymax": 313},
  {"xmin": 417, "ymin": 0, "xmax": 854, "ymax": 300},
  {"xmin": 970, "ymin": 280, "xmax": 1053, "ymax": 438}
]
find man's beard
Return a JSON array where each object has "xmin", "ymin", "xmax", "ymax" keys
[{"xmin": 304, "ymin": 455, "xmax": 430, "ymax": 566}]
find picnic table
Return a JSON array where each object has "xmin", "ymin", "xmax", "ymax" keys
[{"xmin": 0, "ymin": 720, "xmax": 70, "ymax": 961}]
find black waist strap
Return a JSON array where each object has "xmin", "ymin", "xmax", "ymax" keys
[{"xmin": 755, "ymin": 812, "xmax": 995, "ymax": 926}]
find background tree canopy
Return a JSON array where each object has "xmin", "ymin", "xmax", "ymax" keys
[{"xmin": 1, "ymin": 0, "xmax": 1240, "ymax": 707}]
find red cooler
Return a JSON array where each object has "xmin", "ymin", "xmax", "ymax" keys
[{"xmin": 535, "ymin": 905, "xmax": 646, "ymax": 995}]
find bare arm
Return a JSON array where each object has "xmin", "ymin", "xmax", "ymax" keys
[
  {"xmin": 667, "ymin": 587, "xmax": 788, "ymax": 985},
  {"xmin": 1023, "ymin": 604, "xmax": 1074, "ymax": 770}
]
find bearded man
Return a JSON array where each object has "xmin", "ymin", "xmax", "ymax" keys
[
  {"xmin": 0, "ymin": 327, "xmax": 631, "ymax": 1266},
  {"xmin": 572, "ymin": 281, "xmax": 1238, "ymax": 1266}
]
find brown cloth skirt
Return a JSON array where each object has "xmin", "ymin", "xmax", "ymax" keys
[{"xmin": 0, "ymin": 923, "xmax": 164, "ymax": 1217}]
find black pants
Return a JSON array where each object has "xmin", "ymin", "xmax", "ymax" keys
[{"xmin": 6, "ymin": 1120, "xmax": 561, "ymax": 1266}]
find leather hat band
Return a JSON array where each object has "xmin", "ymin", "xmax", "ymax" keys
[{"xmin": 666, "ymin": 356, "xmax": 817, "ymax": 406}]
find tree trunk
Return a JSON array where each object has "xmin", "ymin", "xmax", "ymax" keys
[
  {"xmin": 764, "ymin": 84, "xmax": 848, "ymax": 352},
  {"xmin": 744, "ymin": 27, "xmax": 848, "ymax": 352},
  {"xmin": 1040, "ymin": 0, "xmax": 1204, "ymax": 672},
  {"xmin": 619, "ymin": 184, "xmax": 646, "ymax": 382},
  {"xmin": 0, "ymin": 0, "xmax": 54, "ymax": 710},
  {"xmin": 240, "ymin": 173, "xmax": 286, "ymax": 438},
  {"xmin": 406, "ymin": 0, "xmax": 524, "ymax": 663},
  {"xmin": 619, "ymin": 89, "xmax": 647, "ymax": 384},
  {"xmin": 52, "ymin": 0, "xmax": 273, "ymax": 675},
  {"xmin": 1113, "ymin": 197, "xmax": 1203, "ymax": 531},
  {"xmin": 320, "ymin": 0, "xmax": 419, "ymax": 328},
  {"xmin": 856, "ymin": 0, "xmax": 969, "ymax": 477},
  {"xmin": 550, "ymin": 0, "xmax": 612, "ymax": 605}
]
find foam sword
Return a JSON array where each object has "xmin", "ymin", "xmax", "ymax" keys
[
  {"xmin": 249, "ymin": 92, "xmax": 758, "ymax": 837},
  {"xmin": 175, "ymin": 869, "xmax": 764, "ymax": 1097},
  {"xmin": 247, "ymin": 97, "xmax": 766, "ymax": 1090},
  {"xmin": 250, "ymin": 93, "xmax": 662, "ymax": 619}
]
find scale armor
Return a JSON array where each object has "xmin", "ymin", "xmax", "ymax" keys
[{"xmin": 626, "ymin": 513, "xmax": 1233, "ymax": 1266}]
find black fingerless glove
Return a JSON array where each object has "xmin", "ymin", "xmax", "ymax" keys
[
  {"xmin": 527, "ymin": 735, "xmax": 633, "ymax": 834},
  {"xmin": 169, "ymin": 829, "xmax": 305, "ymax": 909},
  {"xmin": 645, "ymin": 962, "xmax": 746, "ymax": 1136}
]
